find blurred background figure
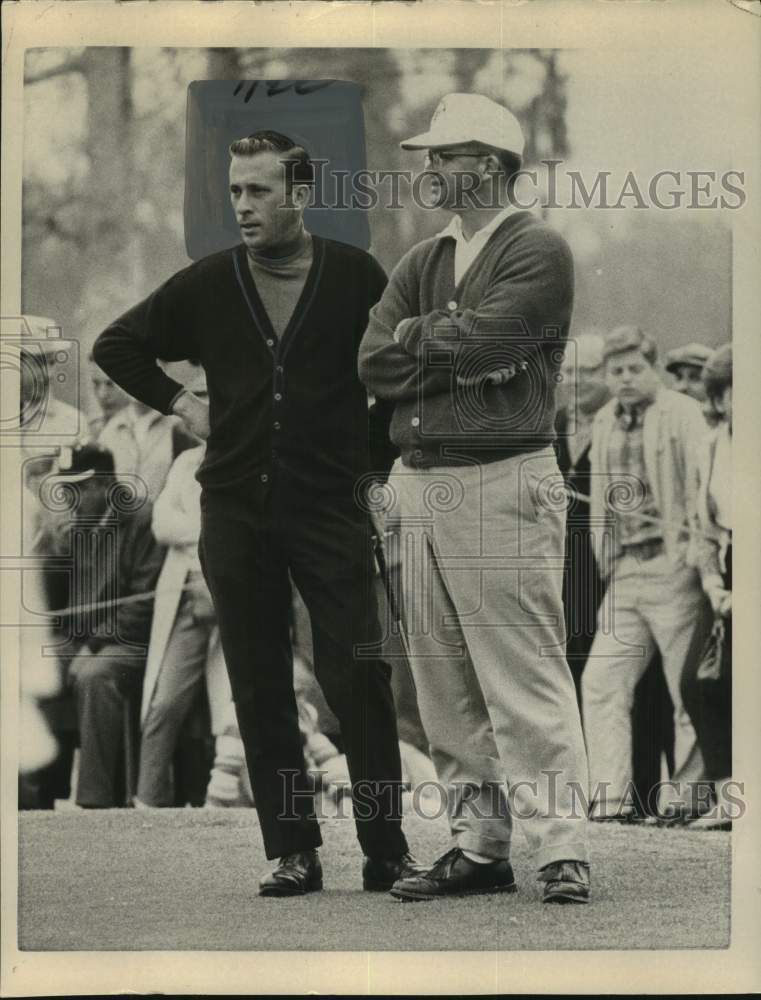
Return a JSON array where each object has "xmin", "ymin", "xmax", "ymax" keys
[
  {"xmin": 87, "ymin": 349, "xmax": 131, "ymax": 439},
  {"xmin": 663, "ymin": 342, "xmax": 715, "ymax": 402},
  {"xmin": 18, "ymin": 570, "xmax": 67, "ymax": 809},
  {"xmin": 97, "ymin": 361, "xmax": 200, "ymax": 501},
  {"xmin": 204, "ymin": 700, "xmax": 254, "ymax": 808},
  {"xmin": 583, "ymin": 326, "xmax": 708, "ymax": 822},
  {"xmin": 555, "ymin": 330, "xmax": 610, "ymax": 696},
  {"xmin": 37, "ymin": 443, "xmax": 165, "ymax": 808},
  {"xmin": 17, "ymin": 317, "xmax": 90, "ymax": 808},
  {"xmin": 19, "ymin": 317, "xmax": 88, "ymax": 544},
  {"xmin": 556, "ymin": 332, "xmax": 678, "ymax": 819},
  {"xmin": 136, "ymin": 432, "xmax": 231, "ymax": 808},
  {"xmin": 19, "ymin": 317, "xmax": 83, "ymax": 444},
  {"xmin": 681, "ymin": 343, "xmax": 733, "ymax": 830}
]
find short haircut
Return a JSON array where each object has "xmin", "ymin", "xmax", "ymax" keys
[
  {"xmin": 702, "ymin": 342, "xmax": 732, "ymax": 404},
  {"xmin": 229, "ymin": 130, "xmax": 314, "ymax": 188},
  {"xmin": 603, "ymin": 325, "xmax": 658, "ymax": 366},
  {"xmin": 573, "ymin": 331, "xmax": 606, "ymax": 369},
  {"xmin": 496, "ymin": 150, "xmax": 522, "ymax": 179},
  {"xmin": 473, "ymin": 146, "xmax": 522, "ymax": 187}
]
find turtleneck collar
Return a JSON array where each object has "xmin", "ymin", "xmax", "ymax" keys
[{"xmin": 246, "ymin": 226, "xmax": 312, "ymax": 268}]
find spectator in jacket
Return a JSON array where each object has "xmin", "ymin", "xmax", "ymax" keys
[
  {"xmin": 88, "ymin": 351, "xmax": 131, "ymax": 439},
  {"xmin": 681, "ymin": 343, "xmax": 733, "ymax": 830},
  {"xmin": 663, "ymin": 342, "xmax": 715, "ymax": 403},
  {"xmin": 97, "ymin": 374, "xmax": 198, "ymax": 501},
  {"xmin": 20, "ymin": 320, "xmax": 88, "ymax": 540},
  {"xmin": 41, "ymin": 443, "xmax": 166, "ymax": 807},
  {"xmin": 582, "ymin": 326, "xmax": 708, "ymax": 822},
  {"xmin": 135, "ymin": 440, "xmax": 232, "ymax": 807}
]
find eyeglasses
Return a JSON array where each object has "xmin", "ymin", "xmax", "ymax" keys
[{"xmin": 424, "ymin": 150, "xmax": 485, "ymax": 167}]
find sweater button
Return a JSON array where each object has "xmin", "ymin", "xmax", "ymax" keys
[
  {"xmin": 274, "ymin": 393, "xmax": 282, "ymax": 402},
  {"xmin": 447, "ymin": 300, "xmax": 458, "ymax": 311},
  {"xmin": 411, "ymin": 416, "xmax": 420, "ymax": 427},
  {"xmin": 260, "ymin": 473, "xmax": 269, "ymax": 483},
  {"xmin": 266, "ymin": 339, "xmax": 274, "ymax": 348},
  {"xmin": 273, "ymin": 421, "xmax": 281, "ymax": 430}
]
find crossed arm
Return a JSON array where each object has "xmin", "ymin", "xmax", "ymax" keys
[{"xmin": 357, "ymin": 234, "xmax": 572, "ymax": 402}]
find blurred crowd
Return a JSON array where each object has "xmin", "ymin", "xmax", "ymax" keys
[{"xmin": 18, "ymin": 323, "xmax": 732, "ymax": 832}]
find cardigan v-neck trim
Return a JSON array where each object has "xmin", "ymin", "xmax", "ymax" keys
[
  {"xmin": 446, "ymin": 210, "xmax": 534, "ymax": 300},
  {"xmin": 232, "ymin": 235, "xmax": 326, "ymax": 360}
]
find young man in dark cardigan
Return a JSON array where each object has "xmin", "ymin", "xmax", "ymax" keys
[
  {"xmin": 359, "ymin": 94, "xmax": 591, "ymax": 904},
  {"xmin": 94, "ymin": 131, "xmax": 417, "ymax": 896}
]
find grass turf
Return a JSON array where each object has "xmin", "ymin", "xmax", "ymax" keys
[{"xmin": 18, "ymin": 807, "xmax": 730, "ymax": 951}]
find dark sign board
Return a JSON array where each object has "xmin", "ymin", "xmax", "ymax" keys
[{"xmin": 184, "ymin": 79, "xmax": 370, "ymax": 260}]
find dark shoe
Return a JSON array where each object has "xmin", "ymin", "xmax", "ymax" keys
[
  {"xmin": 363, "ymin": 851, "xmax": 423, "ymax": 892},
  {"xmin": 539, "ymin": 860, "xmax": 590, "ymax": 904},
  {"xmin": 258, "ymin": 850, "xmax": 322, "ymax": 897},
  {"xmin": 389, "ymin": 847, "xmax": 516, "ymax": 901}
]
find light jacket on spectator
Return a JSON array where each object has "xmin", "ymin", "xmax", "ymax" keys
[
  {"xmin": 140, "ymin": 445, "xmax": 230, "ymax": 735},
  {"xmin": 692, "ymin": 424, "xmax": 732, "ymax": 588},
  {"xmin": 99, "ymin": 406, "xmax": 196, "ymax": 501},
  {"xmin": 589, "ymin": 386, "xmax": 707, "ymax": 579}
]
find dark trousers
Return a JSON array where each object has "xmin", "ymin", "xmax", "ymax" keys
[
  {"xmin": 70, "ymin": 644, "xmax": 145, "ymax": 807},
  {"xmin": 562, "ymin": 524, "xmax": 604, "ymax": 702},
  {"xmin": 198, "ymin": 478, "xmax": 408, "ymax": 861},
  {"xmin": 681, "ymin": 546, "xmax": 732, "ymax": 782},
  {"xmin": 681, "ymin": 615, "xmax": 731, "ymax": 781},
  {"xmin": 631, "ymin": 653, "xmax": 675, "ymax": 814},
  {"xmin": 19, "ymin": 730, "xmax": 77, "ymax": 810}
]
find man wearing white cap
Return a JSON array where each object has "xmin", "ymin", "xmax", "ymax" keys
[{"xmin": 359, "ymin": 94, "xmax": 590, "ymax": 903}]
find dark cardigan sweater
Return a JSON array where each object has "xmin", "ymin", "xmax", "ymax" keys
[
  {"xmin": 357, "ymin": 211, "xmax": 574, "ymax": 467},
  {"xmin": 93, "ymin": 236, "xmax": 389, "ymax": 494}
]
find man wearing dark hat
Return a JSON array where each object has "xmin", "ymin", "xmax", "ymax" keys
[
  {"xmin": 29, "ymin": 443, "xmax": 165, "ymax": 808},
  {"xmin": 664, "ymin": 342, "xmax": 715, "ymax": 404},
  {"xmin": 93, "ymin": 130, "xmax": 416, "ymax": 895},
  {"xmin": 359, "ymin": 94, "xmax": 591, "ymax": 904},
  {"xmin": 583, "ymin": 326, "xmax": 710, "ymax": 822}
]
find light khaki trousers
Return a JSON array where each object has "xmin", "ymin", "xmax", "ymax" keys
[
  {"xmin": 582, "ymin": 552, "xmax": 705, "ymax": 816},
  {"xmin": 387, "ymin": 448, "xmax": 590, "ymax": 870}
]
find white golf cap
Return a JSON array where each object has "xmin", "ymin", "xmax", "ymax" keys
[{"xmin": 400, "ymin": 93, "xmax": 525, "ymax": 157}]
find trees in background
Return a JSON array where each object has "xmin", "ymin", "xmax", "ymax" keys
[
  {"xmin": 23, "ymin": 46, "xmax": 570, "ymax": 355},
  {"xmin": 22, "ymin": 45, "xmax": 730, "ymax": 414}
]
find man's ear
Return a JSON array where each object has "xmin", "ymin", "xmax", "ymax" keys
[
  {"xmin": 291, "ymin": 183, "xmax": 312, "ymax": 210},
  {"xmin": 483, "ymin": 152, "xmax": 502, "ymax": 177}
]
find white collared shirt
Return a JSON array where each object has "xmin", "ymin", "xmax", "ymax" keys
[
  {"xmin": 392, "ymin": 204, "xmax": 519, "ymax": 345},
  {"xmin": 131, "ymin": 405, "xmax": 162, "ymax": 449},
  {"xmin": 438, "ymin": 204, "xmax": 518, "ymax": 285}
]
